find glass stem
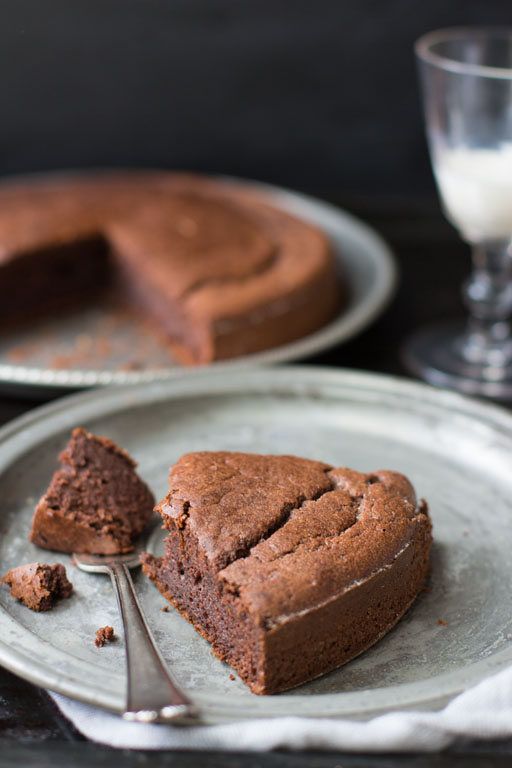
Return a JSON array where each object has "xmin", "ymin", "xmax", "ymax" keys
[{"xmin": 460, "ymin": 239, "xmax": 512, "ymax": 367}]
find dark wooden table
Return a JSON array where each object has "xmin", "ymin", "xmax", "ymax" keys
[{"xmin": 1, "ymin": 197, "xmax": 512, "ymax": 767}]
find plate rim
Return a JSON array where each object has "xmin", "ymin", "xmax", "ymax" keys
[
  {"xmin": 1, "ymin": 365, "xmax": 512, "ymax": 722},
  {"xmin": 0, "ymin": 171, "xmax": 397, "ymax": 393}
]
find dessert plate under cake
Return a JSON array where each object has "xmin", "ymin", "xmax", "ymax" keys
[
  {"xmin": 1, "ymin": 367, "xmax": 511, "ymax": 724},
  {"xmin": 0, "ymin": 174, "xmax": 395, "ymax": 396}
]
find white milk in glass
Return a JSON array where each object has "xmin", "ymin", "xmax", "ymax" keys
[{"xmin": 433, "ymin": 143, "xmax": 512, "ymax": 242}]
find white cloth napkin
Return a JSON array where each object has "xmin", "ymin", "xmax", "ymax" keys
[{"xmin": 50, "ymin": 663, "xmax": 512, "ymax": 752}]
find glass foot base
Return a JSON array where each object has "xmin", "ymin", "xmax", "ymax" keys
[{"xmin": 402, "ymin": 323, "xmax": 512, "ymax": 400}]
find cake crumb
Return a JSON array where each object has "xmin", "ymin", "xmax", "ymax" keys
[
  {"xmin": 437, "ymin": 618, "xmax": 448, "ymax": 627},
  {"xmin": 1, "ymin": 563, "xmax": 72, "ymax": 611},
  {"xmin": 95, "ymin": 626, "xmax": 115, "ymax": 647},
  {"xmin": 229, "ymin": 674, "xmax": 235, "ymax": 681},
  {"xmin": 422, "ymin": 585, "xmax": 431, "ymax": 594},
  {"xmin": 161, "ymin": 605, "xmax": 169, "ymax": 612}
]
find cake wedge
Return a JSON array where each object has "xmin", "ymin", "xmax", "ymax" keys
[
  {"xmin": 31, "ymin": 428, "xmax": 155, "ymax": 554},
  {"xmin": 141, "ymin": 451, "xmax": 432, "ymax": 694}
]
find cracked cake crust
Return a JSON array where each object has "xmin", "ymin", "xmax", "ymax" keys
[{"xmin": 141, "ymin": 451, "xmax": 432, "ymax": 695}]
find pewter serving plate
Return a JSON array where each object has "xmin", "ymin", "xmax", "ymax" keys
[
  {"xmin": 0, "ymin": 175, "xmax": 396, "ymax": 396},
  {"xmin": 1, "ymin": 366, "xmax": 512, "ymax": 724}
]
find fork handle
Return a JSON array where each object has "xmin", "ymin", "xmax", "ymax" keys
[{"xmin": 108, "ymin": 562, "xmax": 195, "ymax": 723}]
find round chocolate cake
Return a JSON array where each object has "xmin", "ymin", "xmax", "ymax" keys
[{"xmin": 0, "ymin": 172, "xmax": 342, "ymax": 364}]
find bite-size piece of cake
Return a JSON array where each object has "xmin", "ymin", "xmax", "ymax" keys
[
  {"xmin": 30, "ymin": 428, "xmax": 155, "ymax": 554},
  {"xmin": 1, "ymin": 562, "xmax": 72, "ymax": 611}
]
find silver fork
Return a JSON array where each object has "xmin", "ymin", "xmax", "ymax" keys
[{"xmin": 73, "ymin": 547, "xmax": 196, "ymax": 724}]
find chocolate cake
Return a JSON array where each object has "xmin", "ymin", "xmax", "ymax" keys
[
  {"xmin": 141, "ymin": 451, "xmax": 432, "ymax": 695},
  {"xmin": 0, "ymin": 172, "xmax": 342, "ymax": 364},
  {"xmin": 1, "ymin": 562, "xmax": 72, "ymax": 611},
  {"xmin": 30, "ymin": 428, "xmax": 155, "ymax": 554}
]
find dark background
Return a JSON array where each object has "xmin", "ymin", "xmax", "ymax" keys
[{"xmin": 0, "ymin": 0, "xmax": 510, "ymax": 200}]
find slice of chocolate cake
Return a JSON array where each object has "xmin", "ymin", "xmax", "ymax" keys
[
  {"xmin": 30, "ymin": 428, "xmax": 155, "ymax": 554},
  {"xmin": 141, "ymin": 451, "xmax": 432, "ymax": 695},
  {"xmin": 1, "ymin": 563, "xmax": 72, "ymax": 611}
]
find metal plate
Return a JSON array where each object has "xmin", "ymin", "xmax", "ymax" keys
[
  {"xmin": 1, "ymin": 366, "xmax": 511, "ymax": 724},
  {"xmin": 0, "ymin": 176, "xmax": 396, "ymax": 396}
]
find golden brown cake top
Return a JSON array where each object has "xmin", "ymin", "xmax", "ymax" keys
[
  {"xmin": 106, "ymin": 192, "xmax": 277, "ymax": 301},
  {"xmin": 0, "ymin": 171, "xmax": 163, "ymax": 257},
  {"xmin": 0, "ymin": 170, "xmax": 337, "ymax": 318},
  {"xmin": 0, "ymin": 170, "xmax": 341, "ymax": 364},
  {"xmin": 156, "ymin": 451, "xmax": 432, "ymax": 623}
]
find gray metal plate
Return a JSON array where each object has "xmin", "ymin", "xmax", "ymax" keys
[
  {"xmin": 1, "ymin": 366, "xmax": 511, "ymax": 724},
  {"xmin": 0, "ymin": 177, "xmax": 396, "ymax": 396}
]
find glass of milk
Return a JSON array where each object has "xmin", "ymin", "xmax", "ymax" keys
[{"xmin": 404, "ymin": 27, "xmax": 512, "ymax": 399}]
